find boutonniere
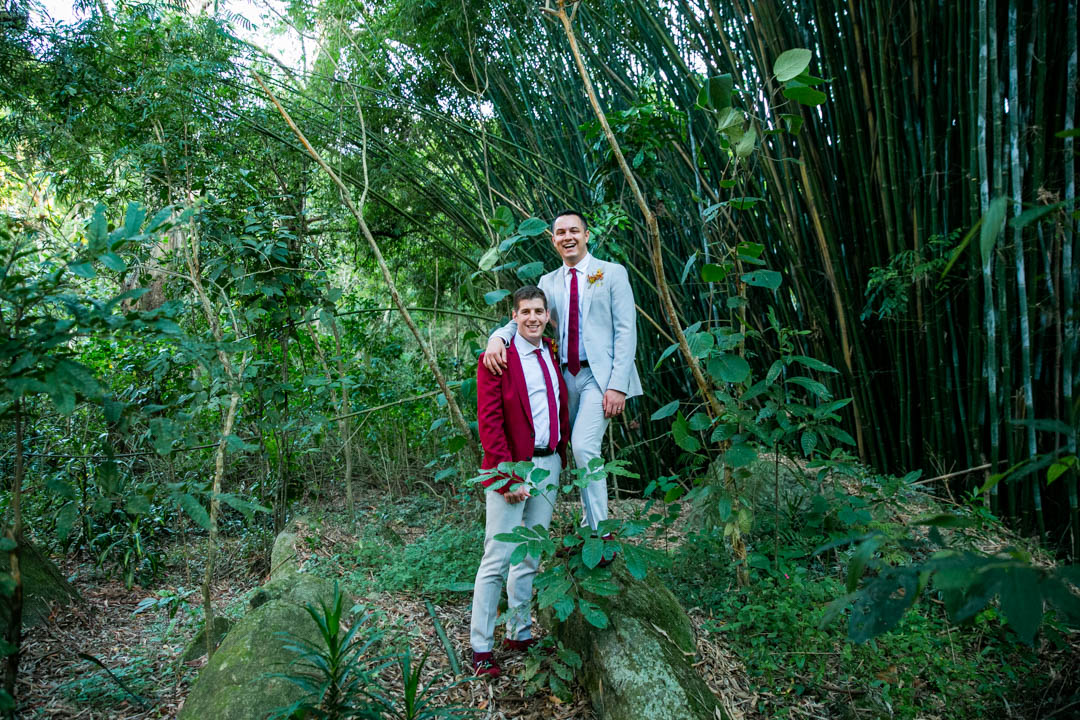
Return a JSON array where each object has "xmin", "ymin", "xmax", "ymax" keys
[
  {"xmin": 587, "ymin": 269, "xmax": 604, "ymax": 286},
  {"xmin": 548, "ymin": 336, "xmax": 559, "ymax": 357}
]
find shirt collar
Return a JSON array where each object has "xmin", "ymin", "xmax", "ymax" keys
[
  {"xmin": 563, "ymin": 253, "xmax": 593, "ymax": 277},
  {"xmin": 513, "ymin": 331, "xmax": 543, "ymax": 355}
]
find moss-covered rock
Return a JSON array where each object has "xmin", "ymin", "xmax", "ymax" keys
[
  {"xmin": 0, "ymin": 540, "xmax": 79, "ymax": 628},
  {"xmin": 543, "ymin": 562, "xmax": 724, "ymax": 720},
  {"xmin": 182, "ymin": 616, "xmax": 235, "ymax": 662},
  {"xmin": 179, "ymin": 525, "xmax": 336, "ymax": 720}
]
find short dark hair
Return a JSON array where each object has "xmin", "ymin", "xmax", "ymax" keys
[
  {"xmin": 552, "ymin": 209, "xmax": 588, "ymax": 232},
  {"xmin": 513, "ymin": 285, "xmax": 548, "ymax": 311}
]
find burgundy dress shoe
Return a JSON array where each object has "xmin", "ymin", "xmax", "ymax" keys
[
  {"xmin": 472, "ymin": 651, "xmax": 501, "ymax": 678},
  {"xmin": 501, "ymin": 637, "xmax": 540, "ymax": 652}
]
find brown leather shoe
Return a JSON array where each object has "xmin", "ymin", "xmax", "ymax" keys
[{"xmin": 472, "ymin": 651, "xmax": 501, "ymax": 678}]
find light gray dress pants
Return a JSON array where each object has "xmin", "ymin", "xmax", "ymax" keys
[
  {"xmin": 469, "ymin": 452, "xmax": 560, "ymax": 652},
  {"xmin": 564, "ymin": 367, "xmax": 610, "ymax": 531}
]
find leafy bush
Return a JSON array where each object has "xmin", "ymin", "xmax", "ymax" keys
[{"xmin": 342, "ymin": 523, "xmax": 483, "ymax": 601}]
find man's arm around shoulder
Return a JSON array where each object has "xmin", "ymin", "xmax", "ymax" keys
[{"xmin": 476, "ymin": 355, "xmax": 517, "ymax": 495}]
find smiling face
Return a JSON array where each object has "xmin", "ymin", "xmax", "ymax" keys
[
  {"xmin": 551, "ymin": 213, "xmax": 589, "ymax": 267},
  {"xmin": 512, "ymin": 297, "xmax": 550, "ymax": 345}
]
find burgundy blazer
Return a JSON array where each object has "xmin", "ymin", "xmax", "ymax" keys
[{"xmin": 477, "ymin": 336, "xmax": 570, "ymax": 493}]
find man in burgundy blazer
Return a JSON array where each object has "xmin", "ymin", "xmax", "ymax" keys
[{"xmin": 470, "ymin": 285, "xmax": 569, "ymax": 678}]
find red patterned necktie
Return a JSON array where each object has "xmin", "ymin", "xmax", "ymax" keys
[
  {"xmin": 567, "ymin": 268, "xmax": 580, "ymax": 375},
  {"xmin": 534, "ymin": 349, "xmax": 559, "ymax": 450}
]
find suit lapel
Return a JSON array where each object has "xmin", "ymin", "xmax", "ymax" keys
[
  {"xmin": 544, "ymin": 268, "xmax": 566, "ymax": 328},
  {"xmin": 580, "ymin": 258, "xmax": 597, "ymax": 326},
  {"xmin": 507, "ymin": 340, "xmax": 533, "ymax": 432}
]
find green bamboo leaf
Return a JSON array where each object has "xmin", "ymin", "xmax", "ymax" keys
[
  {"xmin": 680, "ymin": 252, "xmax": 697, "ymax": 283},
  {"xmin": 1055, "ymin": 128, "xmax": 1080, "ymax": 138},
  {"xmin": 1012, "ymin": 201, "xmax": 1065, "ymax": 229},
  {"xmin": 1047, "ymin": 456, "xmax": 1077, "ymax": 485},
  {"xmin": 790, "ymin": 355, "xmax": 839, "ymax": 373},
  {"xmin": 773, "ymin": 49, "xmax": 813, "ymax": 82},
  {"xmin": 650, "ymin": 400, "xmax": 679, "ymax": 421},
  {"xmin": 979, "ymin": 196, "xmax": 1009, "ymax": 266},
  {"xmin": 653, "ymin": 342, "xmax": 680, "ymax": 369}
]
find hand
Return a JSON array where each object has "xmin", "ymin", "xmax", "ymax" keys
[
  {"xmin": 602, "ymin": 389, "xmax": 626, "ymax": 418},
  {"xmin": 504, "ymin": 486, "xmax": 531, "ymax": 504},
  {"xmin": 483, "ymin": 336, "xmax": 508, "ymax": 376}
]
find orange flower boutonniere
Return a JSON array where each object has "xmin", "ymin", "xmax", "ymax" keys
[{"xmin": 586, "ymin": 269, "xmax": 604, "ymax": 286}]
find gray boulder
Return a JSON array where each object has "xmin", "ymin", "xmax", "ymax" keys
[
  {"xmin": 544, "ymin": 562, "xmax": 724, "ymax": 720},
  {"xmin": 179, "ymin": 523, "xmax": 336, "ymax": 720}
]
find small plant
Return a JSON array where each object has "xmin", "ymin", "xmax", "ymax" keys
[
  {"xmin": 519, "ymin": 637, "xmax": 582, "ymax": 703},
  {"xmin": 271, "ymin": 585, "xmax": 473, "ymax": 720},
  {"xmin": 374, "ymin": 649, "xmax": 474, "ymax": 720},
  {"xmin": 269, "ymin": 584, "xmax": 387, "ymax": 720}
]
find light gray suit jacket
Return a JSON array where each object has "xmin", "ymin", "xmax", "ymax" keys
[{"xmin": 493, "ymin": 259, "xmax": 643, "ymax": 399}]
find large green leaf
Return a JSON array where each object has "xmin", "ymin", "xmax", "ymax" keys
[
  {"xmin": 773, "ymin": 49, "xmax": 812, "ymax": 81},
  {"xmin": 695, "ymin": 74, "xmax": 733, "ymax": 110},
  {"xmin": 672, "ymin": 413, "xmax": 701, "ymax": 452},
  {"xmin": 517, "ymin": 261, "xmax": 545, "ymax": 279},
  {"xmin": 578, "ymin": 599, "xmax": 608, "ymax": 629},
  {"xmin": 478, "ymin": 247, "xmax": 500, "ymax": 271},
  {"xmin": 782, "ymin": 84, "xmax": 827, "ymax": 106},
  {"xmin": 518, "ymin": 217, "xmax": 548, "ymax": 236},
  {"xmin": 741, "ymin": 269, "xmax": 782, "ymax": 290},
  {"xmin": 708, "ymin": 353, "xmax": 751, "ymax": 383},
  {"xmin": 484, "ymin": 289, "xmax": 510, "ymax": 305}
]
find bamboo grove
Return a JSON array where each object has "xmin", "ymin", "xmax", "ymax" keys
[{"xmin": 314, "ymin": 0, "xmax": 1077, "ymax": 551}]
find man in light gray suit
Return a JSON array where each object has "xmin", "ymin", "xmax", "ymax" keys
[{"xmin": 483, "ymin": 210, "xmax": 642, "ymax": 533}]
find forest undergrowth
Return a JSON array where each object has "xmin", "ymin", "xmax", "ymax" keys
[{"xmin": 20, "ymin": 464, "xmax": 1078, "ymax": 720}]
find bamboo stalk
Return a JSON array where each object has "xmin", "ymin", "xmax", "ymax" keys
[{"xmin": 252, "ymin": 71, "xmax": 481, "ymax": 467}]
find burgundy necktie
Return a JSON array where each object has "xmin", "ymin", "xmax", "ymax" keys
[
  {"xmin": 535, "ymin": 349, "xmax": 559, "ymax": 450},
  {"xmin": 567, "ymin": 268, "xmax": 580, "ymax": 375}
]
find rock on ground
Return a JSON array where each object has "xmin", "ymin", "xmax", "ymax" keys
[
  {"xmin": 179, "ymin": 521, "xmax": 336, "ymax": 720},
  {"xmin": 544, "ymin": 562, "xmax": 725, "ymax": 720},
  {"xmin": 0, "ymin": 539, "xmax": 80, "ymax": 628}
]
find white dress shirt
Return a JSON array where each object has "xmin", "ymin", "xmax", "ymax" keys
[
  {"xmin": 513, "ymin": 332, "xmax": 560, "ymax": 449},
  {"xmin": 559, "ymin": 253, "xmax": 592, "ymax": 366}
]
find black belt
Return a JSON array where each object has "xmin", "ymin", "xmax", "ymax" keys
[
  {"xmin": 561, "ymin": 361, "xmax": 589, "ymax": 370},
  {"xmin": 532, "ymin": 447, "xmax": 556, "ymax": 457}
]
